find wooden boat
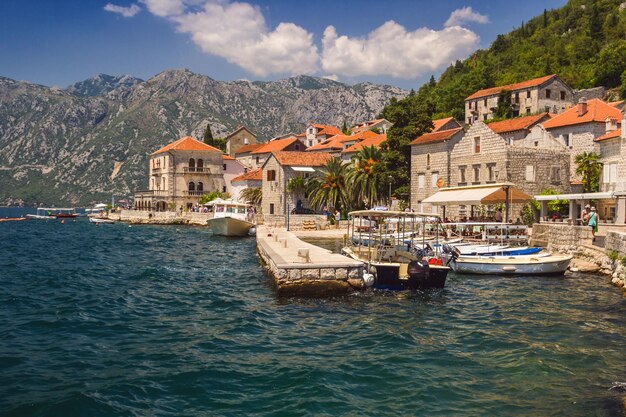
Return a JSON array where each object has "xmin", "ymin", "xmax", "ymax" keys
[
  {"xmin": 441, "ymin": 244, "xmax": 572, "ymax": 275},
  {"xmin": 0, "ymin": 217, "xmax": 31, "ymax": 222},
  {"xmin": 205, "ymin": 199, "xmax": 254, "ymax": 237},
  {"xmin": 343, "ymin": 210, "xmax": 450, "ymax": 290}
]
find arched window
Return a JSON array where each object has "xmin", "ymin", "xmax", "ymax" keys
[
  {"xmin": 426, "ymin": 153, "xmax": 430, "ymax": 167},
  {"xmin": 189, "ymin": 158, "xmax": 195, "ymax": 170},
  {"xmin": 197, "ymin": 159, "xmax": 204, "ymax": 170},
  {"xmin": 197, "ymin": 182, "xmax": 204, "ymax": 192},
  {"xmin": 188, "ymin": 181, "xmax": 195, "ymax": 191}
]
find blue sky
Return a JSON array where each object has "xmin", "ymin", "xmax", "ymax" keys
[{"xmin": 0, "ymin": 0, "xmax": 567, "ymax": 90}]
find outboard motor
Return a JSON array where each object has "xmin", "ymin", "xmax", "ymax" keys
[
  {"xmin": 407, "ymin": 259, "xmax": 430, "ymax": 290},
  {"xmin": 441, "ymin": 244, "xmax": 461, "ymax": 266}
]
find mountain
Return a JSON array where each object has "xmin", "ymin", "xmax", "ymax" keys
[
  {"xmin": 416, "ymin": 0, "xmax": 626, "ymax": 121},
  {"xmin": 0, "ymin": 70, "xmax": 407, "ymax": 205},
  {"xmin": 66, "ymin": 74, "xmax": 144, "ymax": 97}
]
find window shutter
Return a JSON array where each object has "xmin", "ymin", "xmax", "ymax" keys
[
  {"xmin": 603, "ymin": 165, "xmax": 609, "ymax": 184},
  {"xmin": 610, "ymin": 163, "xmax": 617, "ymax": 184}
]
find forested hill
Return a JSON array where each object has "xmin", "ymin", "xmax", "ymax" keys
[{"xmin": 419, "ymin": 0, "xmax": 626, "ymax": 121}]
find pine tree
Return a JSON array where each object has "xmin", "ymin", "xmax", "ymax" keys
[{"xmin": 203, "ymin": 123, "xmax": 214, "ymax": 146}]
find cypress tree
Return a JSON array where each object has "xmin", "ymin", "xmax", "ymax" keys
[{"xmin": 203, "ymin": 123, "xmax": 214, "ymax": 146}]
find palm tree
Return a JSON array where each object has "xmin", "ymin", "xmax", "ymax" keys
[
  {"xmin": 239, "ymin": 187, "xmax": 262, "ymax": 207},
  {"xmin": 307, "ymin": 158, "xmax": 349, "ymax": 212},
  {"xmin": 348, "ymin": 145, "xmax": 382, "ymax": 208},
  {"xmin": 575, "ymin": 151, "xmax": 602, "ymax": 193},
  {"xmin": 287, "ymin": 176, "xmax": 307, "ymax": 199}
]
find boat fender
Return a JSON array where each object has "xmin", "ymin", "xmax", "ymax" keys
[{"xmin": 363, "ymin": 273, "xmax": 375, "ymax": 287}]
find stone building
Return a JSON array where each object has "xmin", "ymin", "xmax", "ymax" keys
[
  {"xmin": 222, "ymin": 155, "xmax": 246, "ymax": 201},
  {"xmin": 464, "ymin": 74, "xmax": 574, "ymax": 124},
  {"xmin": 133, "ymin": 136, "xmax": 225, "ymax": 211},
  {"xmin": 230, "ymin": 168, "xmax": 262, "ymax": 203},
  {"xmin": 541, "ymin": 98, "xmax": 623, "ymax": 182},
  {"xmin": 261, "ymin": 151, "xmax": 332, "ymax": 216},
  {"xmin": 250, "ymin": 136, "xmax": 307, "ymax": 169},
  {"xmin": 306, "ymin": 130, "xmax": 383, "ymax": 157},
  {"xmin": 352, "ymin": 118, "xmax": 392, "ymax": 134},
  {"xmin": 486, "ymin": 113, "xmax": 552, "ymax": 144},
  {"xmin": 432, "ymin": 116, "xmax": 462, "ymax": 132},
  {"xmin": 303, "ymin": 124, "xmax": 343, "ymax": 147},
  {"xmin": 225, "ymin": 126, "xmax": 257, "ymax": 157},
  {"xmin": 234, "ymin": 143, "xmax": 264, "ymax": 169}
]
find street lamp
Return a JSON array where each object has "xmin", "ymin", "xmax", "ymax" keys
[{"xmin": 388, "ymin": 175, "xmax": 393, "ymax": 209}]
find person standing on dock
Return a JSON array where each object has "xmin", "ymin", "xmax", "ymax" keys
[
  {"xmin": 334, "ymin": 210, "xmax": 340, "ymax": 229},
  {"xmin": 588, "ymin": 207, "xmax": 598, "ymax": 241}
]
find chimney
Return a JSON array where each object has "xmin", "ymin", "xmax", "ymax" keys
[
  {"xmin": 577, "ymin": 98, "xmax": 587, "ymax": 117},
  {"xmin": 606, "ymin": 117, "xmax": 618, "ymax": 133}
]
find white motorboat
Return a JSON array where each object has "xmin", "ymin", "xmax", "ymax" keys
[
  {"xmin": 89, "ymin": 217, "xmax": 115, "ymax": 224},
  {"xmin": 442, "ymin": 245, "xmax": 572, "ymax": 275},
  {"xmin": 205, "ymin": 198, "xmax": 254, "ymax": 237}
]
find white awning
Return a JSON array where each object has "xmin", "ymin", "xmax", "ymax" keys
[
  {"xmin": 291, "ymin": 166, "xmax": 316, "ymax": 172},
  {"xmin": 534, "ymin": 191, "xmax": 615, "ymax": 201},
  {"xmin": 422, "ymin": 183, "xmax": 531, "ymax": 206}
]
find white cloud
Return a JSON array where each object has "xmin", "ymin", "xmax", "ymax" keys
[
  {"xmin": 140, "ymin": 0, "xmax": 185, "ymax": 17},
  {"xmin": 321, "ymin": 21, "xmax": 479, "ymax": 79},
  {"xmin": 104, "ymin": 3, "xmax": 141, "ymax": 17},
  {"xmin": 444, "ymin": 6, "xmax": 489, "ymax": 28}
]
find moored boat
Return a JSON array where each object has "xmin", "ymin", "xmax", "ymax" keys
[
  {"xmin": 343, "ymin": 210, "xmax": 450, "ymax": 290},
  {"xmin": 89, "ymin": 217, "xmax": 115, "ymax": 224},
  {"xmin": 205, "ymin": 198, "xmax": 255, "ymax": 237},
  {"xmin": 26, "ymin": 208, "xmax": 58, "ymax": 220}
]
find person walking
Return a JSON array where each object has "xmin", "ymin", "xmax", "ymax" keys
[
  {"xmin": 588, "ymin": 206, "xmax": 598, "ymax": 241},
  {"xmin": 334, "ymin": 210, "xmax": 341, "ymax": 229}
]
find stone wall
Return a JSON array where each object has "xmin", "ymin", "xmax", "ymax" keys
[
  {"xmin": 261, "ymin": 214, "xmax": 330, "ymax": 230},
  {"xmin": 531, "ymin": 223, "xmax": 593, "ymax": 250},
  {"xmin": 603, "ymin": 231, "xmax": 626, "ymax": 291},
  {"xmin": 545, "ymin": 122, "xmax": 605, "ymax": 181},
  {"xmin": 110, "ymin": 210, "xmax": 212, "ymax": 225}
]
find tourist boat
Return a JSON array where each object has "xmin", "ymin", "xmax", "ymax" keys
[
  {"xmin": 205, "ymin": 198, "xmax": 255, "ymax": 237},
  {"xmin": 26, "ymin": 208, "xmax": 59, "ymax": 220},
  {"xmin": 441, "ymin": 244, "xmax": 572, "ymax": 275},
  {"xmin": 342, "ymin": 210, "xmax": 450, "ymax": 290},
  {"xmin": 53, "ymin": 208, "xmax": 78, "ymax": 218}
]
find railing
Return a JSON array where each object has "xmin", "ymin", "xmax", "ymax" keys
[
  {"xmin": 183, "ymin": 167, "xmax": 211, "ymax": 173},
  {"xmin": 151, "ymin": 167, "xmax": 162, "ymax": 175},
  {"xmin": 134, "ymin": 190, "xmax": 170, "ymax": 196},
  {"xmin": 183, "ymin": 190, "xmax": 205, "ymax": 196}
]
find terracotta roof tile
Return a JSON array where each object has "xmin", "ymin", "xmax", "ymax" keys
[
  {"xmin": 486, "ymin": 113, "xmax": 551, "ymax": 134},
  {"xmin": 272, "ymin": 151, "xmax": 332, "ymax": 167},
  {"xmin": 432, "ymin": 117, "xmax": 455, "ymax": 131},
  {"xmin": 342, "ymin": 134, "xmax": 387, "ymax": 154},
  {"xmin": 311, "ymin": 124, "xmax": 342, "ymax": 136},
  {"xmin": 541, "ymin": 99, "xmax": 622, "ymax": 129},
  {"xmin": 251, "ymin": 137, "xmax": 304, "ymax": 154},
  {"xmin": 608, "ymin": 100, "xmax": 624, "ymax": 108},
  {"xmin": 223, "ymin": 154, "xmax": 235, "ymax": 160},
  {"xmin": 595, "ymin": 128, "xmax": 622, "ymax": 142},
  {"xmin": 410, "ymin": 128, "xmax": 463, "ymax": 146},
  {"xmin": 307, "ymin": 130, "xmax": 380, "ymax": 152},
  {"xmin": 152, "ymin": 136, "xmax": 222, "ymax": 155},
  {"xmin": 234, "ymin": 143, "xmax": 263, "ymax": 154},
  {"xmin": 465, "ymin": 74, "xmax": 557, "ymax": 101},
  {"xmin": 232, "ymin": 168, "xmax": 262, "ymax": 182}
]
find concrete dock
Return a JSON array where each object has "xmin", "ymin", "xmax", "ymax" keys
[{"xmin": 256, "ymin": 225, "xmax": 365, "ymax": 297}]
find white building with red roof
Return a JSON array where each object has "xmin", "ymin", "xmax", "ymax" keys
[
  {"xmin": 303, "ymin": 123, "xmax": 342, "ymax": 147},
  {"xmin": 351, "ymin": 118, "xmax": 392, "ymax": 134}
]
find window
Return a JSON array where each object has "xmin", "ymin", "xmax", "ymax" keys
[
  {"xmin": 474, "ymin": 137, "xmax": 481, "ymax": 154},
  {"xmin": 544, "ymin": 106, "xmax": 550, "ymax": 113},
  {"xmin": 560, "ymin": 91, "xmax": 566, "ymax": 100},
  {"xmin": 295, "ymin": 144, "xmax": 300, "ymax": 151},
  {"xmin": 525, "ymin": 165, "xmax": 535, "ymax": 182},
  {"xmin": 188, "ymin": 181, "xmax": 195, "ymax": 191},
  {"xmin": 551, "ymin": 167, "xmax": 561, "ymax": 183},
  {"xmin": 527, "ymin": 91, "xmax": 531, "ymax": 98},
  {"xmin": 459, "ymin": 166, "xmax": 466, "ymax": 184},
  {"xmin": 526, "ymin": 107, "xmax": 531, "ymax": 115},
  {"xmin": 256, "ymin": 156, "xmax": 260, "ymax": 164},
  {"xmin": 267, "ymin": 170, "xmax": 276, "ymax": 181},
  {"xmin": 426, "ymin": 153, "xmax": 430, "ymax": 167},
  {"xmin": 467, "ymin": 102, "xmax": 471, "ymax": 109},
  {"xmin": 603, "ymin": 163, "xmax": 617, "ymax": 184},
  {"xmin": 534, "ymin": 141, "xmax": 539, "ymax": 147},
  {"xmin": 197, "ymin": 182, "xmax": 203, "ymax": 192},
  {"xmin": 269, "ymin": 203, "xmax": 275, "ymax": 214},
  {"xmin": 483, "ymin": 98, "xmax": 487, "ymax": 107},
  {"xmin": 514, "ymin": 93, "xmax": 519, "ymax": 103},
  {"xmin": 431, "ymin": 172, "xmax": 439, "ymax": 189},
  {"xmin": 189, "ymin": 158, "xmax": 195, "ymax": 170},
  {"xmin": 567, "ymin": 133, "xmax": 573, "ymax": 148},
  {"xmin": 418, "ymin": 174, "xmax": 425, "ymax": 189},
  {"xmin": 223, "ymin": 164, "xmax": 227, "ymax": 171},
  {"xmin": 222, "ymin": 186, "xmax": 227, "ymax": 193},
  {"xmin": 483, "ymin": 114, "xmax": 488, "ymax": 121},
  {"xmin": 244, "ymin": 138, "xmax": 249, "ymax": 145},
  {"xmin": 488, "ymin": 164, "xmax": 496, "ymax": 182},
  {"xmin": 545, "ymin": 89, "xmax": 551, "ymax": 99},
  {"xmin": 473, "ymin": 165, "xmax": 480, "ymax": 183}
]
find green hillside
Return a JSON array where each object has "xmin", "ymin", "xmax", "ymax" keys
[{"xmin": 421, "ymin": 0, "xmax": 626, "ymax": 121}]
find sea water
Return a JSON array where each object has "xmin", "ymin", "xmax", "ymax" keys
[{"xmin": 1, "ymin": 208, "xmax": 625, "ymax": 416}]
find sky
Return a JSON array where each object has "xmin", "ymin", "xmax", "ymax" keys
[{"xmin": 0, "ymin": 0, "xmax": 568, "ymax": 90}]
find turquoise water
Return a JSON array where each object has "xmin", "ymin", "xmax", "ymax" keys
[{"xmin": 1, "ymin": 208, "xmax": 625, "ymax": 416}]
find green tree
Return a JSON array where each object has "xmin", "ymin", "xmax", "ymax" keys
[
  {"xmin": 203, "ymin": 123, "xmax": 214, "ymax": 146},
  {"xmin": 212, "ymin": 138, "xmax": 227, "ymax": 153},
  {"xmin": 348, "ymin": 145, "xmax": 383, "ymax": 208},
  {"xmin": 369, "ymin": 127, "xmax": 381, "ymax": 134},
  {"xmin": 540, "ymin": 188, "xmax": 569, "ymax": 216},
  {"xmin": 240, "ymin": 187, "xmax": 262, "ymax": 207},
  {"xmin": 286, "ymin": 176, "xmax": 307, "ymax": 204},
  {"xmin": 306, "ymin": 158, "xmax": 349, "ymax": 212},
  {"xmin": 342, "ymin": 119, "xmax": 351, "ymax": 135},
  {"xmin": 575, "ymin": 151, "xmax": 602, "ymax": 193},
  {"xmin": 199, "ymin": 190, "xmax": 230, "ymax": 204},
  {"xmin": 495, "ymin": 89, "xmax": 513, "ymax": 119}
]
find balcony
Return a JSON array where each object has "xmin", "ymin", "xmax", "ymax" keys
[
  {"xmin": 183, "ymin": 190, "xmax": 205, "ymax": 196},
  {"xmin": 134, "ymin": 189, "xmax": 170, "ymax": 197},
  {"xmin": 183, "ymin": 167, "xmax": 212, "ymax": 173}
]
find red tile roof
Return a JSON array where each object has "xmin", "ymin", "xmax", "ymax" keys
[
  {"xmin": 608, "ymin": 100, "xmax": 624, "ymax": 108},
  {"xmin": 272, "ymin": 151, "xmax": 332, "ymax": 167},
  {"xmin": 465, "ymin": 74, "xmax": 557, "ymax": 101},
  {"xmin": 541, "ymin": 99, "xmax": 622, "ymax": 129},
  {"xmin": 311, "ymin": 124, "xmax": 342, "ymax": 136},
  {"xmin": 595, "ymin": 129, "xmax": 622, "ymax": 142},
  {"xmin": 232, "ymin": 168, "xmax": 262, "ymax": 182},
  {"xmin": 432, "ymin": 117, "xmax": 455, "ymax": 132},
  {"xmin": 152, "ymin": 136, "xmax": 222, "ymax": 155},
  {"xmin": 486, "ymin": 113, "xmax": 551, "ymax": 134},
  {"xmin": 251, "ymin": 137, "xmax": 304, "ymax": 154},
  {"xmin": 306, "ymin": 130, "xmax": 380, "ymax": 152},
  {"xmin": 410, "ymin": 128, "xmax": 463, "ymax": 146},
  {"xmin": 223, "ymin": 154, "xmax": 235, "ymax": 160},
  {"xmin": 234, "ymin": 143, "xmax": 263, "ymax": 154},
  {"xmin": 342, "ymin": 134, "xmax": 387, "ymax": 154}
]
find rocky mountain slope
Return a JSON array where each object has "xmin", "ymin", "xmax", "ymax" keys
[{"xmin": 0, "ymin": 70, "xmax": 406, "ymax": 205}]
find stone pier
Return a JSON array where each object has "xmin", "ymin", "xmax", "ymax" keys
[{"xmin": 256, "ymin": 225, "xmax": 365, "ymax": 297}]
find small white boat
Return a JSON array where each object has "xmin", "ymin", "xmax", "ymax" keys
[
  {"xmin": 442, "ymin": 245, "xmax": 572, "ymax": 275},
  {"xmin": 26, "ymin": 208, "xmax": 58, "ymax": 220},
  {"xmin": 89, "ymin": 217, "xmax": 115, "ymax": 224},
  {"xmin": 205, "ymin": 198, "xmax": 255, "ymax": 237}
]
